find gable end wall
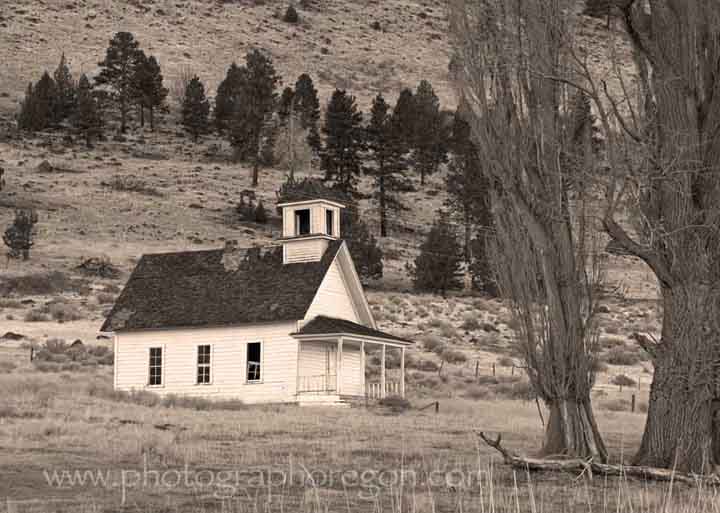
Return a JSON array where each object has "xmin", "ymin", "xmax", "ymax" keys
[{"xmin": 304, "ymin": 258, "xmax": 360, "ymax": 323}]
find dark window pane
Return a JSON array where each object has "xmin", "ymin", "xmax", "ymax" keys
[
  {"xmin": 149, "ymin": 347, "xmax": 162, "ymax": 385},
  {"xmin": 197, "ymin": 345, "xmax": 211, "ymax": 384},
  {"xmin": 295, "ymin": 209, "xmax": 310, "ymax": 235},
  {"xmin": 198, "ymin": 345, "xmax": 210, "ymax": 364},
  {"xmin": 326, "ymin": 210, "xmax": 334, "ymax": 236},
  {"xmin": 247, "ymin": 342, "xmax": 261, "ymax": 381}
]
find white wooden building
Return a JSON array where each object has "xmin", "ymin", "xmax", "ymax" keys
[{"xmin": 101, "ymin": 197, "xmax": 412, "ymax": 405}]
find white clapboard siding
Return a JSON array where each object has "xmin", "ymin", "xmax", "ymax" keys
[
  {"xmin": 341, "ymin": 343, "xmax": 363, "ymax": 396},
  {"xmin": 115, "ymin": 322, "xmax": 299, "ymax": 404},
  {"xmin": 284, "ymin": 238, "xmax": 329, "ymax": 264},
  {"xmin": 304, "ymin": 258, "xmax": 360, "ymax": 322}
]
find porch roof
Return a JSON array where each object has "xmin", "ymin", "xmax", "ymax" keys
[{"xmin": 292, "ymin": 316, "xmax": 413, "ymax": 345}]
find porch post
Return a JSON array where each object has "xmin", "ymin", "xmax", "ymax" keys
[
  {"xmin": 400, "ymin": 346, "xmax": 405, "ymax": 398},
  {"xmin": 360, "ymin": 341, "xmax": 366, "ymax": 397},
  {"xmin": 336, "ymin": 337, "xmax": 343, "ymax": 396},
  {"xmin": 296, "ymin": 340, "xmax": 301, "ymax": 395},
  {"xmin": 380, "ymin": 344, "xmax": 386, "ymax": 398}
]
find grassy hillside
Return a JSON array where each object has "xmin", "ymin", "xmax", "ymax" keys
[{"xmin": 0, "ymin": 0, "xmax": 456, "ymax": 117}]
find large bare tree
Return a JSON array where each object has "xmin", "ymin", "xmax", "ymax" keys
[
  {"xmin": 450, "ymin": 0, "xmax": 608, "ymax": 460},
  {"xmin": 581, "ymin": 0, "xmax": 720, "ymax": 473}
]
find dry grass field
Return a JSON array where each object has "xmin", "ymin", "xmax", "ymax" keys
[{"xmin": 3, "ymin": 346, "xmax": 715, "ymax": 513}]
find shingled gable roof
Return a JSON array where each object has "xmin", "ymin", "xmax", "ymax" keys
[
  {"xmin": 292, "ymin": 316, "xmax": 412, "ymax": 344},
  {"xmin": 100, "ymin": 240, "xmax": 344, "ymax": 332}
]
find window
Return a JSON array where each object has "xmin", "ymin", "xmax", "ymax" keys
[
  {"xmin": 326, "ymin": 209, "xmax": 334, "ymax": 236},
  {"xmin": 295, "ymin": 209, "xmax": 311, "ymax": 236},
  {"xmin": 247, "ymin": 342, "xmax": 262, "ymax": 382},
  {"xmin": 197, "ymin": 345, "xmax": 211, "ymax": 384},
  {"xmin": 148, "ymin": 347, "xmax": 162, "ymax": 386}
]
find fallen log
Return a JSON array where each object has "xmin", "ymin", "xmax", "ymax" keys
[{"xmin": 477, "ymin": 432, "xmax": 720, "ymax": 486}]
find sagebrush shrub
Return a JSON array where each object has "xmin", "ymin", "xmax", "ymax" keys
[{"xmin": 283, "ymin": 5, "xmax": 299, "ymax": 23}]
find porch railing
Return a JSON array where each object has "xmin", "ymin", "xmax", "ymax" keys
[
  {"xmin": 366, "ymin": 381, "xmax": 400, "ymax": 399},
  {"xmin": 297, "ymin": 374, "xmax": 337, "ymax": 394}
]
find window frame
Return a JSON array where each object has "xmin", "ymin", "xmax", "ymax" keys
[
  {"xmin": 147, "ymin": 346, "xmax": 164, "ymax": 387},
  {"xmin": 294, "ymin": 209, "xmax": 311, "ymax": 236},
  {"xmin": 326, "ymin": 209, "xmax": 334, "ymax": 236},
  {"xmin": 196, "ymin": 344, "xmax": 212, "ymax": 385},
  {"xmin": 246, "ymin": 341, "xmax": 263, "ymax": 384}
]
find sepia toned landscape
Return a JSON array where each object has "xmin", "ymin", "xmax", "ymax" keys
[{"xmin": 1, "ymin": 0, "xmax": 719, "ymax": 512}]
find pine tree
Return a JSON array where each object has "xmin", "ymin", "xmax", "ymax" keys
[
  {"xmin": 214, "ymin": 62, "xmax": 246, "ymax": 132},
  {"xmin": 320, "ymin": 89, "xmax": 364, "ymax": 193},
  {"xmin": 95, "ymin": 31, "xmax": 142, "ymax": 133},
  {"xmin": 132, "ymin": 53, "xmax": 167, "ymax": 131},
  {"xmin": 445, "ymin": 106, "xmax": 492, "ymax": 263},
  {"xmin": 294, "ymin": 73, "xmax": 321, "ymax": 153},
  {"xmin": 33, "ymin": 72, "xmax": 58, "ymax": 130},
  {"xmin": 181, "ymin": 76, "xmax": 210, "ymax": 142},
  {"xmin": 342, "ymin": 204, "xmax": 383, "ymax": 283},
  {"xmin": 53, "ymin": 53, "xmax": 76, "ymax": 122},
  {"xmin": 393, "ymin": 88, "xmax": 416, "ymax": 145},
  {"xmin": 413, "ymin": 80, "xmax": 447, "ymax": 185},
  {"xmin": 469, "ymin": 229, "xmax": 498, "ymax": 295},
  {"xmin": 278, "ymin": 86, "xmax": 295, "ymax": 124},
  {"xmin": 17, "ymin": 82, "xmax": 38, "ymax": 131},
  {"xmin": 73, "ymin": 74, "xmax": 102, "ymax": 148},
  {"xmin": 365, "ymin": 94, "xmax": 409, "ymax": 237},
  {"xmin": 3, "ymin": 209, "xmax": 38, "ymax": 261},
  {"xmin": 411, "ymin": 216, "xmax": 463, "ymax": 296},
  {"xmin": 229, "ymin": 49, "xmax": 280, "ymax": 187}
]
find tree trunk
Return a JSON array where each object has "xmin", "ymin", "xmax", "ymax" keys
[
  {"xmin": 252, "ymin": 157, "xmax": 260, "ymax": 187},
  {"xmin": 149, "ymin": 106, "xmax": 154, "ymax": 131},
  {"xmin": 633, "ymin": 285, "xmax": 720, "ymax": 474},
  {"xmin": 542, "ymin": 399, "xmax": 608, "ymax": 461},
  {"xmin": 139, "ymin": 104, "xmax": 144, "ymax": 128},
  {"xmin": 379, "ymin": 175, "xmax": 387, "ymax": 237}
]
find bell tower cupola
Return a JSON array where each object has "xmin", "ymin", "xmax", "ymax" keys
[{"xmin": 277, "ymin": 198, "xmax": 345, "ymax": 264}]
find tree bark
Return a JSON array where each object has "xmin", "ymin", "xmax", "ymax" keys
[
  {"xmin": 252, "ymin": 159, "xmax": 259, "ymax": 187},
  {"xmin": 633, "ymin": 285, "xmax": 720, "ymax": 474},
  {"xmin": 543, "ymin": 399, "xmax": 608, "ymax": 461}
]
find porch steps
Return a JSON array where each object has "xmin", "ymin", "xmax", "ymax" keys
[{"xmin": 297, "ymin": 394, "xmax": 350, "ymax": 407}]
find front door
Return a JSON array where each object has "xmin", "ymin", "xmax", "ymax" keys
[{"xmin": 298, "ymin": 341, "xmax": 337, "ymax": 393}]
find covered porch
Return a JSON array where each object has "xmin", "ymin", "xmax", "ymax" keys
[{"xmin": 291, "ymin": 316, "xmax": 412, "ymax": 404}]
